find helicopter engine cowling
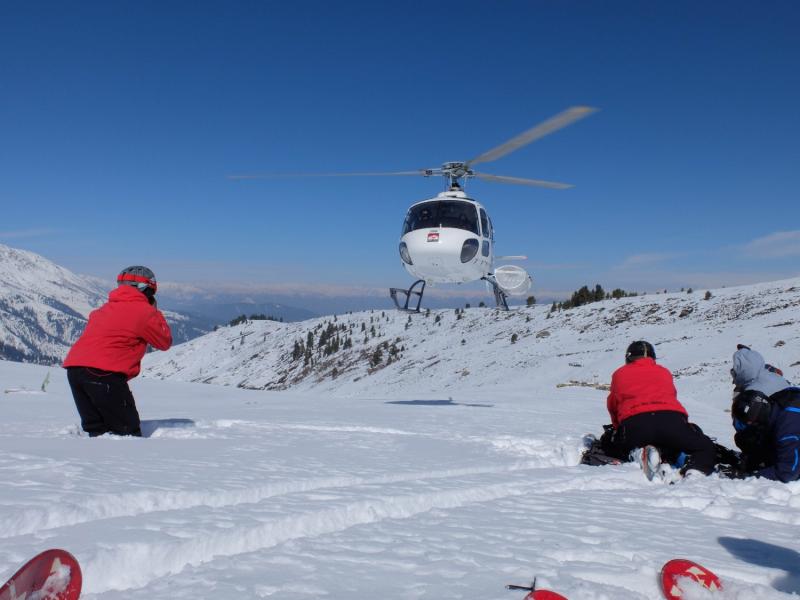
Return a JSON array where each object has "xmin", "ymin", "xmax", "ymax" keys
[{"xmin": 492, "ymin": 264, "xmax": 532, "ymax": 296}]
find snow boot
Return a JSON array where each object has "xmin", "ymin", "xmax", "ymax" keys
[{"xmin": 631, "ymin": 445, "xmax": 661, "ymax": 481}]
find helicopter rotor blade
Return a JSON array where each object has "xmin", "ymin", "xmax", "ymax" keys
[
  {"xmin": 228, "ymin": 170, "xmax": 427, "ymax": 180},
  {"xmin": 466, "ymin": 106, "xmax": 597, "ymax": 168},
  {"xmin": 474, "ymin": 172, "xmax": 573, "ymax": 189}
]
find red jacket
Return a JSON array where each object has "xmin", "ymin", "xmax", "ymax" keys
[
  {"xmin": 606, "ymin": 357, "xmax": 687, "ymax": 428},
  {"xmin": 64, "ymin": 286, "xmax": 172, "ymax": 380}
]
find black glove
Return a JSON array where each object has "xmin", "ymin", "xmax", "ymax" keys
[{"xmin": 716, "ymin": 464, "xmax": 749, "ymax": 479}]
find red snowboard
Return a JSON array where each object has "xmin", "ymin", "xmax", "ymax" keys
[
  {"xmin": 0, "ymin": 549, "xmax": 82, "ymax": 600},
  {"xmin": 525, "ymin": 591, "xmax": 568, "ymax": 600},
  {"xmin": 661, "ymin": 559, "xmax": 721, "ymax": 599}
]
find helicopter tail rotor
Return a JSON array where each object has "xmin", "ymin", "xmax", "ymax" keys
[
  {"xmin": 483, "ymin": 265, "xmax": 532, "ymax": 310},
  {"xmin": 493, "ymin": 265, "xmax": 532, "ymax": 296}
]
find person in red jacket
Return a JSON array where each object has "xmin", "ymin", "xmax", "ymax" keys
[
  {"xmin": 602, "ymin": 341, "xmax": 716, "ymax": 474},
  {"xmin": 64, "ymin": 266, "xmax": 172, "ymax": 437}
]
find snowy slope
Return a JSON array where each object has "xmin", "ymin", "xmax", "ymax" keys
[
  {"xmin": 1, "ymin": 354, "xmax": 799, "ymax": 599},
  {"xmin": 144, "ymin": 278, "xmax": 800, "ymax": 403},
  {"xmin": 0, "ymin": 243, "xmax": 211, "ymax": 363}
]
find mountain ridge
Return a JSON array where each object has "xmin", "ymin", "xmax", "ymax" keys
[
  {"xmin": 143, "ymin": 277, "xmax": 800, "ymax": 397},
  {"xmin": 0, "ymin": 243, "xmax": 212, "ymax": 364}
]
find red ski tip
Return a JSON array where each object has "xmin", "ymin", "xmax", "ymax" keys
[
  {"xmin": 660, "ymin": 558, "xmax": 721, "ymax": 599},
  {"xmin": 0, "ymin": 548, "xmax": 82, "ymax": 600}
]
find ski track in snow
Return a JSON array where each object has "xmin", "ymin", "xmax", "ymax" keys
[{"xmin": 0, "ymin": 459, "xmax": 557, "ymax": 539}]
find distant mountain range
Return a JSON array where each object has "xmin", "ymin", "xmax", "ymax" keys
[
  {"xmin": 0, "ymin": 244, "xmax": 215, "ymax": 364},
  {"xmin": 157, "ymin": 296, "xmax": 318, "ymax": 325}
]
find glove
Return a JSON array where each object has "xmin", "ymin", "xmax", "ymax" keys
[{"xmin": 716, "ymin": 464, "xmax": 749, "ymax": 480}]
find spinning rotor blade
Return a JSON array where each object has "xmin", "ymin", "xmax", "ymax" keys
[
  {"xmin": 466, "ymin": 106, "xmax": 597, "ymax": 167},
  {"xmin": 475, "ymin": 172, "xmax": 572, "ymax": 189},
  {"xmin": 228, "ymin": 170, "xmax": 426, "ymax": 180}
]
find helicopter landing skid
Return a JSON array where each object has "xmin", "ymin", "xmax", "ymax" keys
[
  {"xmin": 482, "ymin": 276, "xmax": 510, "ymax": 311},
  {"xmin": 390, "ymin": 280, "xmax": 426, "ymax": 312}
]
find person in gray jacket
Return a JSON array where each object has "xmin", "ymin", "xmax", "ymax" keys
[
  {"xmin": 730, "ymin": 345, "xmax": 800, "ymax": 482},
  {"xmin": 731, "ymin": 345, "xmax": 790, "ymax": 398}
]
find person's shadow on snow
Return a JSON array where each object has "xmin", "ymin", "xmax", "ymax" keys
[
  {"xmin": 140, "ymin": 418, "xmax": 196, "ymax": 438},
  {"xmin": 718, "ymin": 536, "xmax": 800, "ymax": 593}
]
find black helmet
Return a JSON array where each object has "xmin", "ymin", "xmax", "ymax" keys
[
  {"xmin": 117, "ymin": 265, "xmax": 157, "ymax": 293},
  {"xmin": 732, "ymin": 389, "xmax": 772, "ymax": 430},
  {"xmin": 625, "ymin": 340, "xmax": 656, "ymax": 363}
]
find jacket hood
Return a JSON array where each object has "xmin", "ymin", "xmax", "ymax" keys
[{"xmin": 732, "ymin": 347, "xmax": 789, "ymax": 397}]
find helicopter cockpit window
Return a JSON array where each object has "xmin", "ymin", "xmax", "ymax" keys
[
  {"xmin": 402, "ymin": 201, "xmax": 480, "ymax": 236},
  {"xmin": 479, "ymin": 209, "xmax": 489, "ymax": 238}
]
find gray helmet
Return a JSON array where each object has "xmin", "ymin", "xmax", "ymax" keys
[{"xmin": 117, "ymin": 265, "xmax": 157, "ymax": 292}]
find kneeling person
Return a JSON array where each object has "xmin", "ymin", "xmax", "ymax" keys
[
  {"xmin": 730, "ymin": 346, "xmax": 800, "ymax": 482},
  {"xmin": 603, "ymin": 341, "xmax": 716, "ymax": 475},
  {"xmin": 63, "ymin": 266, "xmax": 172, "ymax": 436}
]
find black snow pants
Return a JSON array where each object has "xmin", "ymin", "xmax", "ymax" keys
[
  {"xmin": 67, "ymin": 367, "xmax": 142, "ymax": 437},
  {"xmin": 603, "ymin": 410, "xmax": 716, "ymax": 474}
]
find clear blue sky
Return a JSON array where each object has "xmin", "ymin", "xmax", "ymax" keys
[{"xmin": 1, "ymin": 1, "xmax": 799, "ymax": 300}]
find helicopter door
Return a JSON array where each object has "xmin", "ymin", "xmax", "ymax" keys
[{"xmin": 479, "ymin": 208, "xmax": 490, "ymax": 257}]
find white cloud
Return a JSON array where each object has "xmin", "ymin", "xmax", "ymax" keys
[
  {"xmin": 743, "ymin": 230, "xmax": 800, "ymax": 258},
  {"xmin": 615, "ymin": 252, "xmax": 680, "ymax": 269},
  {"xmin": 597, "ymin": 269, "xmax": 799, "ymax": 292},
  {"xmin": 0, "ymin": 228, "xmax": 56, "ymax": 239},
  {"xmin": 526, "ymin": 262, "xmax": 585, "ymax": 271}
]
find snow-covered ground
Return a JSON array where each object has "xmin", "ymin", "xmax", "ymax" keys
[{"xmin": 2, "ymin": 328, "xmax": 800, "ymax": 599}]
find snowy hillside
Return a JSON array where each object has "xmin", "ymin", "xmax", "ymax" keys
[
  {"xmin": 0, "ymin": 243, "xmax": 211, "ymax": 363},
  {"xmin": 144, "ymin": 278, "xmax": 800, "ymax": 400}
]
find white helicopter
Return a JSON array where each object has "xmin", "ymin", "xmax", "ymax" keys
[{"xmin": 231, "ymin": 106, "xmax": 596, "ymax": 311}]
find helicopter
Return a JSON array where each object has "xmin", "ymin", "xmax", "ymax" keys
[{"xmin": 230, "ymin": 106, "xmax": 596, "ymax": 311}]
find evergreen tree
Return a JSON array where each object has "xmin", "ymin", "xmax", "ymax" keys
[{"xmin": 370, "ymin": 346, "xmax": 383, "ymax": 367}]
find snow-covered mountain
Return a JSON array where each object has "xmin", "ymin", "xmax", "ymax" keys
[
  {"xmin": 0, "ymin": 243, "xmax": 212, "ymax": 364},
  {"xmin": 0, "ymin": 244, "xmax": 107, "ymax": 363},
  {"xmin": 144, "ymin": 277, "xmax": 800, "ymax": 398}
]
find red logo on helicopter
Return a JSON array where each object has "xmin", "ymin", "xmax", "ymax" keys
[{"xmin": 427, "ymin": 232, "xmax": 439, "ymax": 242}]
